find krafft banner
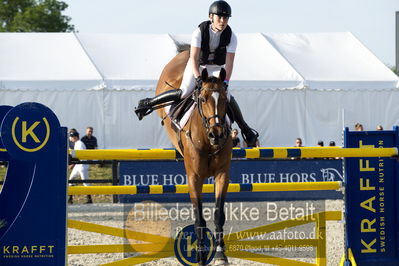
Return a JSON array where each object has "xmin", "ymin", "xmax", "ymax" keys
[
  {"xmin": 345, "ymin": 127, "xmax": 399, "ymax": 265},
  {"xmin": 119, "ymin": 159, "xmax": 343, "ymax": 203},
  {"xmin": 0, "ymin": 103, "xmax": 67, "ymax": 266}
]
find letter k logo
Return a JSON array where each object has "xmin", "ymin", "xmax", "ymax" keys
[{"xmin": 22, "ymin": 121, "xmax": 41, "ymax": 143}]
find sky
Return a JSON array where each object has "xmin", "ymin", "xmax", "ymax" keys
[{"xmin": 64, "ymin": 0, "xmax": 399, "ymax": 66}]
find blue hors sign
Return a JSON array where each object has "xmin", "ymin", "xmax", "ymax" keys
[{"xmin": 119, "ymin": 159, "xmax": 343, "ymax": 203}]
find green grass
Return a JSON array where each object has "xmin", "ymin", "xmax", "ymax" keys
[{"xmin": 0, "ymin": 164, "xmax": 115, "ymax": 204}]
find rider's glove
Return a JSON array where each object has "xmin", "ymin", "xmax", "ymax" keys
[
  {"xmin": 223, "ymin": 80, "xmax": 229, "ymax": 90},
  {"xmin": 195, "ymin": 76, "xmax": 202, "ymax": 89}
]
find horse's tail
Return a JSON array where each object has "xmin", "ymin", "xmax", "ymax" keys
[{"xmin": 175, "ymin": 42, "xmax": 190, "ymax": 53}]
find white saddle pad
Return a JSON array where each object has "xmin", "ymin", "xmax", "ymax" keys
[{"xmin": 165, "ymin": 103, "xmax": 231, "ymax": 129}]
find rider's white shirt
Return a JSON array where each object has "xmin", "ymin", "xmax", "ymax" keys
[
  {"xmin": 191, "ymin": 25, "xmax": 237, "ymax": 61},
  {"xmin": 177, "ymin": 23, "xmax": 237, "ymax": 99}
]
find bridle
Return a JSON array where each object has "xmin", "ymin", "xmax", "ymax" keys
[{"xmin": 194, "ymin": 85, "xmax": 230, "ymax": 156}]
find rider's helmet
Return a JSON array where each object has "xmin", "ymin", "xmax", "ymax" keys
[{"xmin": 209, "ymin": 1, "xmax": 232, "ymax": 17}]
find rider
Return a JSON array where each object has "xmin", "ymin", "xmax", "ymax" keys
[{"xmin": 135, "ymin": 0, "xmax": 259, "ymax": 147}]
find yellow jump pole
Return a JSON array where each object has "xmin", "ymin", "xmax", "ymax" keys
[{"xmin": 71, "ymin": 147, "xmax": 398, "ymax": 160}]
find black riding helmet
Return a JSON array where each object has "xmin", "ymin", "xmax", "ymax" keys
[{"xmin": 209, "ymin": 1, "xmax": 232, "ymax": 17}]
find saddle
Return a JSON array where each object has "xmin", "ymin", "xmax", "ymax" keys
[
  {"xmin": 167, "ymin": 91, "xmax": 235, "ymax": 129},
  {"xmin": 168, "ymin": 94, "xmax": 195, "ymax": 130},
  {"xmin": 160, "ymin": 92, "xmax": 194, "ymax": 156}
]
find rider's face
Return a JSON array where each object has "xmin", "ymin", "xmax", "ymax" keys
[{"xmin": 210, "ymin": 14, "xmax": 229, "ymax": 32}]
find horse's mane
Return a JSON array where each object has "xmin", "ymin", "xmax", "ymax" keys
[{"xmin": 175, "ymin": 42, "xmax": 190, "ymax": 53}]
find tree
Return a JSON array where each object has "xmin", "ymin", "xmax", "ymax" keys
[{"xmin": 0, "ymin": 0, "xmax": 74, "ymax": 32}]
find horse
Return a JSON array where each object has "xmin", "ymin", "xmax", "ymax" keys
[{"xmin": 154, "ymin": 49, "xmax": 232, "ymax": 265}]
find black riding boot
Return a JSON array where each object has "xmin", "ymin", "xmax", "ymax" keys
[
  {"xmin": 229, "ymin": 96, "xmax": 259, "ymax": 147},
  {"xmin": 135, "ymin": 89, "xmax": 182, "ymax": 120}
]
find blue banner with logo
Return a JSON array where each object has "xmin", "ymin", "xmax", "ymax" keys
[
  {"xmin": 0, "ymin": 103, "xmax": 67, "ymax": 266},
  {"xmin": 119, "ymin": 158, "xmax": 343, "ymax": 203},
  {"xmin": 345, "ymin": 127, "xmax": 399, "ymax": 265}
]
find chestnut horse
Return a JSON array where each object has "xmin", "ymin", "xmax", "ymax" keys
[{"xmin": 155, "ymin": 50, "xmax": 232, "ymax": 265}]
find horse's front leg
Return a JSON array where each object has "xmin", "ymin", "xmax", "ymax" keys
[
  {"xmin": 214, "ymin": 171, "xmax": 230, "ymax": 265},
  {"xmin": 188, "ymin": 174, "xmax": 207, "ymax": 265}
]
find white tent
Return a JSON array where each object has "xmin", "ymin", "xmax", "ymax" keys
[
  {"xmin": 262, "ymin": 32, "xmax": 399, "ymax": 146},
  {"xmin": 0, "ymin": 32, "xmax": 398, "ymax": 148}
]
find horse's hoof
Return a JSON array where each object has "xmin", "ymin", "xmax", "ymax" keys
[
  {"xmin": 213, "ymin": 250, "xmax": 229, "ymax": 265},
  {"xmin": 197, "ymin": 259, "xmax": 207, "ymax": 266},
  {"xmin": 196, "ymin": 248, "xmax": 208, "ymax": 266},
  {"xmin": 213, "ymin": 258, "xmax": 229, "ymax": 265}
]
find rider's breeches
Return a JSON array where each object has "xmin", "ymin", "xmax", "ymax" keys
[{"xmin": 180, "ymin": 59, "xmax": 231, "ymax": 100}]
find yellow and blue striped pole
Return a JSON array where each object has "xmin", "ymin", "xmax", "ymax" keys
[{"xmin": 70, "ymin": 147, "xmax": 398, "ymax": 161}]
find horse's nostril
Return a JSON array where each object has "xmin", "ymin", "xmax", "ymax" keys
[{"xmin": 208, "ymin": 132, "xmax": 215, "ymax": 139}]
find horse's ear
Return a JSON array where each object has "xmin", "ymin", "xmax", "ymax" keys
[
  {"xmin": 201, "ymin": 69, "xmax": 208, "ymax": 81},
  {"xmin": 219, "ymin": 68, "xmax": 226, "ymax": 82}
]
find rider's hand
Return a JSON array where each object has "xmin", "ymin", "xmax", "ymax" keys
[{"xmin": 195, "ymin": 76, "xmax": 202, "ymax": 89}]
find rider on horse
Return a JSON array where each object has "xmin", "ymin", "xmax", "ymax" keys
[{"xmin": 135, "ymin": 0, "xmax": 259, "ymax": 147}]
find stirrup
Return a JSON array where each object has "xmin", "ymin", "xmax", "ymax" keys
[{"xmin": 242, "ymin": 128, "xmax": 259, "ymax": 147}]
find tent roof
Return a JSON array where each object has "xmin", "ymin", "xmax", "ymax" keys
[
  {"xmin": 77, "ymin": 33, "xmax": 178, "ymax": 90},
  {"xmin": 0, "ymin": 33, "xmax": 103, "ymax": 90},
  {"xmin": 0, "ymin": 32, "xmax": 397, "ymax": 91},
  {"xmin": 265, "ymin": 32, "xmax": 399, "ymax": 90},
  {"xmin": 232, "ymin": 33, "xmax": 304, "ymax": 90}
]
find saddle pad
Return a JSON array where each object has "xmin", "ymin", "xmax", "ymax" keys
[
  {"xmin": 165, "ymin": 104, "xmax": 196, "ymax": 129},
  {"xmin": 165, "ymin": 104, "xmax": 231, "ymax": 129}
]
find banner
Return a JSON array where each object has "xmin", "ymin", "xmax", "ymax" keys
[
  {"xmin": 119, "ymin": 158, "xmax": 343, "ymax": 203},
  {"xmin": 0, "ymin": 103, "xmax": 67, "ymax": 266},
  {"xmin": 345, "ymin": 127, "xmax": 399, "ymax": 265}
]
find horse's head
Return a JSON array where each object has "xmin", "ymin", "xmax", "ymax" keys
[{"xmin": 197, "ymin": 68, "xmax": 230, "ymax": 147}]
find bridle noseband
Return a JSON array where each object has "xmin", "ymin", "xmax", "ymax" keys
[{"xmin": 194, "ymin": 85, "xmax": 230, "ymax": 156}]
